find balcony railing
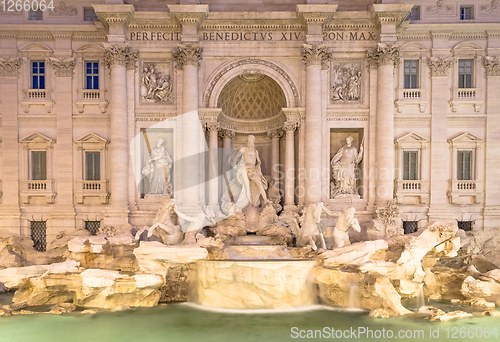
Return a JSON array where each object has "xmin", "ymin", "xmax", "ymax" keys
[
  {"xmin": 27, "ymin": 89, "xmax": 46, "ymax": 99},
  {"xmin": 401, "ymin": 89, "xmax": 421, "ymax": 99},
  {"xmin": 82, "ymin": 90, "xmax": 101, "ymax": 100},
  {"xmin": 401, "ymin": 180, "xmax": 421, "ymax": 190},
  {"xmin": 20, "ymin": 180, "xmax": 56, "ymax": 204},
  {"xmin": 82, "ymin": 180, "xmax": 104, "ymax": 191},
  {"xmin": 456, "ymin": 89, "xmax": 477, "ymax": 99},
  {"xmin": 455, "ymin": 180, "xmax": 476, "ymax": 190},
  {"xmin": 75, "ymin": 180, "xmax": 109, "ymax": 204}
]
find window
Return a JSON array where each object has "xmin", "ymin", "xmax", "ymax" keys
[
  {"xmin": 457, "ymin": 221, "xmax": 472, "ymax": 231},
  {"xmin": 404, "ymin": 60, "xmax": 419, "ymax": 89},
  {"xmin": 408, "ymin": 6, "xmax": 420, "ymax": 21},
  {"xmin": 457, "ymin": 150, "xmax": 473, "ymax": 180},
  {"xmin": 403, "ymin": 221, "xmax": 418, "ymax": 234},
  {"xmin": 31, "ymin": 61, "xmax": 45, "ymax": 90},
  {"xmin": 460, "ymin": 6, "xmax": 473, "ymax": 20},
  {"xmin": 458, "ymin": 59, "xmax": 474, "ymax": 88},
  {"xmin": 28, "ymin": 9, "xmax": 43, "ymax": 20},
  {"xmin": 31, "ymin": 151, "xmax": 47, "ymax": 180},
  {"xmin": 85, "ymin": 62, "xmax": 99, "ymax": 90},
  {"xmin": 85, "ymin": 151, "xmax": 101, "ymax": 181},
  {"xmin": 30, "ymin": 220, "xmax": 47, "ymax": 252},
  {"xmin": 85, "ymin": 221, "xmax": 101, "ymax": 236},
  {"xmin": 403, "ymin": 151, "xmax": 418, "ymax": 180},
  {"xmin": 84, "ymin": 7, "xmax": 98, "ymax": 21}
]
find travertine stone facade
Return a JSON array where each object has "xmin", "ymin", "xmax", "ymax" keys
[{"xmin": 0, "ymin": 0, "xmax": 499, "ymax": 244}]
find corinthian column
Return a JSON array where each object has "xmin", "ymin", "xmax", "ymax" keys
[
  {"xmin": 303, "ymin": 44, "xmax": 331, "ymax": 204},
  {"xmin": 0, "ymin": 58, "xmax": 21, "ymax": 233},
  {"xmin": 367, "ymin": 43, "xmax": 399, "ymax": 203},
  {"xmin": 103, "ymin": 45, "xmax": 137, "ymax": 226},
  {"xmin": 173, "ymin": 45, "xmax": 203, "ymax": 210},
  {"xmin": 267, "ymin": 129, "xmax": 283, "ymax": 182},
  {"xmin": 284, "ymin": 121, "xmax": 298, "ymax": 209},
  {"xmin": 207, "ymin": 122, "xmax": 219, "ymax": 210}
]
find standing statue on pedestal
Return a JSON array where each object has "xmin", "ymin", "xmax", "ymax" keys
[
  {"xmin": 221, "ymin": 135, "xmax": 271, "ymax": 215},
  {"xmin": 331, "ymin": 136, "xmax": 364, "ymax": 197},
  {"xmin": 142, "ymin": 137, "xmax": 173, "ymax": 195}
]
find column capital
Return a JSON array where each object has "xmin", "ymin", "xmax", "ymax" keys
[
  {"xmin": 428, "ymin": 57, "xmax": 455, "ymax": 77},
  {"xmin": 484, "ymin": 56, "xmax": 500, "ymax": 77},
  {"xmin": 267, "ymin": 129, "xmax": 284, "ymax": 139},
  {"xmin": 103, "ymin": 44, "xmax": 138, "ymax": 68},
  {"xmin": 302, "ymin": 44, "xmax": 331, "ymax": 67},
  {"xmin": 0, "ymin": 57, "xmax": 20, "ymax": 77},
  {"xmin": 218, "ymin": 129, "xmax": 235, "ymax": 140},
  {"xmin": 48, "ymin": 57, "xmax": 75, "ymax": 77},
  {"xmin": 173, "ymin": 44, "xmax": 202, "ymax": 70},
  {"xmin": 366, "ymin": 43, "xmax": 400, "ymax": 68},
  {"xmin": 206, "ymin": 121, "xmax": 220, "ymax": 132},
  {"xmin": 284, "ymin": 121, "xmax": 299, "ymax": 131}
]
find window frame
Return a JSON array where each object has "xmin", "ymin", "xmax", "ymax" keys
[
  {"xmin": 30, "ymin": 150, "xmax": 47, "ymax": 181},
  {"xmin": 84, "ymin": 150, "xmax": 101, "ymax": 181},
  {"xmin": 84, "ymin": 61, "xmax": 99, "ymax": 90},
  {"xmin": 458, "ymin": 59, "xmax": 474, "ymax": 89},
  {"xmin": 460, "ymin": 5, "xmax": 474, "ymax": 20},
  {"xmin": 83, "ymin": 7, "xmax": 98, "ymax": 22},
  {"xmin": 28, "ymin": 9, "xmax": 43, "ymax": 20},
  {"xmin": 31, "ymin": 60, "xmax": 46, "ymax": 90},
  {"xmin": 457, "ymin": 149, "xmax": 474, "ymax": 181},
  {"xmin": 402, "ymin": 150, "xmax": 419, "ymax": 181},
  {"xmin": 403, "ymin": 59, "xmax": 419, "ymax": 89}
]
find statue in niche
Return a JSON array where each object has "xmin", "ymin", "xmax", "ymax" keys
[
  {"xmin": 174, "ymin": 206, "xmax": 216, "ymax": 245},
  {"xmin": 298, "ymin": 202, "xmax": 338, "ymax": 251},
  {"xmin": 142, "ymin": 137, "xmax": 173, "ymax": 195},
  {"xmin": 324, "ymin": 207, "xmax": 361, "ymax": 248},
  {"xmin": 141, "ymin": 65, "xmax": 173, "ymax": 103},
  {"xmin": 331, "ymin": 64, "xmax": 362, "ymax": 102},
  {"xmin": 134, "ymin": 197, "xmax": 183, "ymax": 245},
  {"xmin": 331, "ymin": 136, "xmax": 364, "ymax": 198},
  {"xmin": 221, "ymin": 135, "xmax": 271, "ymax": 215}
]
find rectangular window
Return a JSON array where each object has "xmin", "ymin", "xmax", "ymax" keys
[
  {"xmin": 85, "ymin": 221, "xmax": 101, "ymax": 236},
  {"xmin": 409, "ymin": 6, "xmax": 421, "ymax": 20},
  {"xmin": 30, "ymin": 220, "xmax": 47, "ymax": 252},
  {"xmin": 403, "ymin": 221, "xmax": 419, "ymax": 234},
  {"xmin": 458, "ymin": 59, "xmax": 474, "ymax": 88},
  {"xmin": 28, "ymin": 9, "xmax": 43, "ymax": 20},
  {"xmin": 31, "ymin": 151, "xmax": 47, "ymax": 181},
  {"xmin": 404, "ymin": 60, "xmax": 419, "ymax": 89},
  {"xmin": 85, "ymin": 151, "xmax": 101, "ymax": 181},
  {"xmin": 457, "ymin": 150, "xmax": 473, "ymax": 180},
  {"xmin": 85, "ymin": 62, "xmax": 99, "ymax": 90},
  {"xmin": 458, "ymin": 221, "xmax": 473, "ymax": 231},
  {"xmin": 403, "ymin": 151, "xmax": 418, "ymax": 180},
  {"xmin": 84, "ymin": 7, "xmax": 98, "ymax": 21},
  {"xmin": 460, "ymin": 6, "xmax": 473, "ymax": 20},
  {"xmin": 31, "ymin": 61, "xmax": 45, "ymax": 90}
]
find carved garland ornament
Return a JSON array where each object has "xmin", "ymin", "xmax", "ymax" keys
[
  {"xmin": 103, "ymin": 45, "xmax": 138, "ymax": 69},
  {"xmin": 0, "ymin": 57, "xmax": 21, "ymax": 77},
  {"xmin": 484, "ymin": 56, "xmax": 500, "ymax": 76},
  {"xmin": 366, "ymin": 43, "xmax": 400, "ymax": 67},
  {"xmin": 49, "ymin": 57, "xmax": 75, "ymax": 77},
  {"xmin": 173, "ymin": 45, "xmax": 202, "ymax": 69},
  {"xmin": 204, "ymin": 58, "xmax": 300, "ymax": 108},
  {"xmin": 428, "ymin": 57, "xmax": 455, "ymax": 77}
]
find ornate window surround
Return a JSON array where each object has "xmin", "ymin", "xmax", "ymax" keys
[
  {"xmin": 395, "ymin": 43, "xmax": 429, "ymax": 113},
  {"xmin": 74, "ymin": 133, "xmax": 109, "ymax": 204},
  {"xmin": 19, "ymin": 43, "xmax": 54, "ymax": 114},
  {"xmin": 447, "ymin": 132, "xmax": 484, "ymax": 204},
  {"xmin": 74, "ymin": 44, "xmax": 108, "ymax": 114},
  {"xmin": 19, "ymin": 132, "xmax": 56, "ymax": 204},
  {"xmin": 394, "ymin": 132, "xmax": 429, "ymax": 204},
  {"xmin": 450, "ymin": 42, "xmax": 485, "ymax": 113}
]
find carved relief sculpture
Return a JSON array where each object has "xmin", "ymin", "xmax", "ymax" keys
[
  {"xmin": 331, "ymin": 136, "xmax": 364, "ymax": 198},
  {"xmin": 142, "ymin": 137, "xmax": 173, "ymax": 195},
  {"xmin": 428, "ymin": 57, "xmax": 455, "ymax": 77},
  {"xmin": 331, "ymin": 64, "xmax": 362, "ymax": 102},
  {"xmin": 141, "ymin": 64, "xmax": 173, "ymax": 103},
  {"xmin": 48, "ymin": 57, "xmax": 75, "ymax": 77},
  {"xmin": 52, "ymin": 1, "xmax": 78, "ymax": 16},
  {"xmin": 481, "ymin": 0, "xmax": 499, "ymax": 14},
  {"xmin": 484, "ymin": 56, "xmax": 500, "ymax": 76},
  {"xmin": 0, "ymin": 57, "xmax": 21, "ymax": 77},
  {"xmin": 426, "ymin": 0, "xmax": 454, "ymax": 14}
]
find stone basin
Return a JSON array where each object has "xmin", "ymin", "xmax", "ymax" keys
[{"xmin": 192, "ymin": 259, "xmax": 317, "ymax": 310}]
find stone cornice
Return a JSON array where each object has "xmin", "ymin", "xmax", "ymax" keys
[
  {"xmin": 366, "ymin": 43, "xmax": 400, "ymax": 67},
  {"xmin": 370, "ymin": 4, "xmax": 414, "ymax": 27},
  {"xmin": 173, "ymin": 44, "xmax": 202, "ymax": 69},
  {"xmin": 0, "ymin": 57, "xmax": 20, "ymax": 77},
  {"xmin": 48, "ymin": 57, "xmax": 75, "ymax": 77},
  {"xmin": 296, "ymin": 5, "xmax": 338, "ymax": 25},
  {"xmin": 93, "ymin": 5, "xmax": 135, "ymax": 29},
  {"xmin": 167, "ymin": 5, "xmax": 209, "ymax": 28},
  {"xmin": 302, "ymin": 44, "xmax": 331, "ymax": 67},
  {"xmin": 103, "ymin": 44, "xmax": 138, "ymax": 68},
  {"xmin": 484, "ymin": 56, "xmax": 500, "ymax": 76},
  {"xmin": 428, "ymin": 57, "xmax": 455, "ymax": 77}
]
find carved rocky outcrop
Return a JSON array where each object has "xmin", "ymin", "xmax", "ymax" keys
[{"xmin": 366, "ymin": 43, "xmax": 399, "ymax": 67}]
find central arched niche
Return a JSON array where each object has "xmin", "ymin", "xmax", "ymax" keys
[
  {"xmin": 217, "ymin": 71, "xmax": 287, "ymax": 179},
  {"xmin": 217, "ymin": 72, "xmax": 286, "ymax": 120}
]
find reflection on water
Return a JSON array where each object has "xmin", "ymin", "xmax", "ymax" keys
[{"xmin": 0, "ymin": 294, "xmax": 498, "ymax": 342}]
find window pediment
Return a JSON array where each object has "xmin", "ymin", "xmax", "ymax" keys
[
  {"xmin": 395, "ymin": 132, "xmax": 428, "ymax": 148},
  {"xmin": 75, "ymin": 133, "xmax": 108, "ymax": 147},
  {"xmin": 448, "ymin": 132, "xmax": 483, "ymax": 148},
  {"xmin": 20, "ymin": 132, "xmax": 55, "ymax": 146}
]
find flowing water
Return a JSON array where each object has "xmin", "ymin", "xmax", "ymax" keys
[
  {"xmin": 0, "ymin": 294, "xmax": 499, "ymax": 342},
  {"xmin": 349, "ymin": 284, "xmax": 361, "ymax": 310},
  {"xmin": 416, "ymin": 284, "xmax": 426, "ymax": 310}
]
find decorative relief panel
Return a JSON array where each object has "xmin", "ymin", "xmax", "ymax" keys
[
  {"xmin": 140, "ymin": 62, "xmax": 173, "ymax": 104},
  {"xmin": 331, "ymin": 63, "xmax": 362, "ymax": 103},
  {"xmin": 50, "ymin": 2, "xmax": 78, "ymax": 16},
  {"xmin": 480, "ymin": 0, "xmax": 499, "ymax": 14},
  {"xmin": 426, "ymin": 0, "xmax": 455, "ymax": 15}
]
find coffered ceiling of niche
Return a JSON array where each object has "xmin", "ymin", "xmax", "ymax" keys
[{"xmin": 217, "ymin": 73, "xmax": 287, "ymax": 120}]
